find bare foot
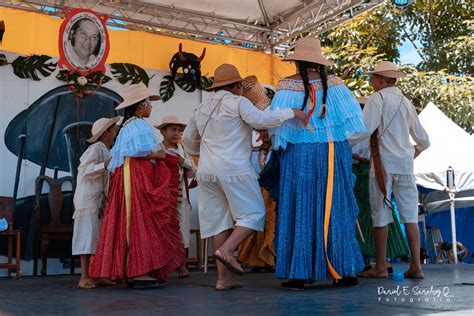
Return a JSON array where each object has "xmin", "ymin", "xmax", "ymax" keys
[
  {"xmin": 178, "ymin": 263, "xmax": 189, "ymax": 278},
  {"xmin": 77, "ymin": 278, "xmax": 96, "ymax": 289},
  {"xmin": 215, "ymin": 265, "xmax": 238, "ymax": 291},
  {"xmin": 215, "ymin": 280, "xmax": 241, "ymax": 291},
  {"xmin": 404, "ymin": 269, "xmax": 424, "ymax": 279}
]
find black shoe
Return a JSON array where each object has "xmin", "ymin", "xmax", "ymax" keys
[
  {"xmin": 281, "ymin": 280, "xmax": 305, "ymax": 290},
  {"xmin": 334, "ymin": 276, "xmax": 358, "ymax": 287},
  {"xmin": 387, "ymin": 266, "xmax": 394, "ymax": 274},
  {"xmin": 130, "ymin": 278, "xmax": 168, "ymax": 289}
]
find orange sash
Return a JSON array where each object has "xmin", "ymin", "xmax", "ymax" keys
[{"xmin": 324, "ymin": 142, "xmax": 341, "ymax": 282}]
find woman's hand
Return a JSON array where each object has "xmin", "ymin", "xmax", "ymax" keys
[
  {"xmin": 154, "ymin": 150, "xmax": 166, "ymax": 160},
  {"xmin": 292, "ymin": 109, "xmax": 307, "ymax": 120},
  {"xmin": 141, "ymin": 150, "xmax": 166, "ymax": 161}
]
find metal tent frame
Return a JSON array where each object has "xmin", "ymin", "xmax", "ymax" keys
[{"xmin": 0, "ymin": 0, "xmax": 383, "ymax": 55}]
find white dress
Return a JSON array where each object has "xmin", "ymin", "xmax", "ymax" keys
[{"xmin": 72, "ymin": 141, "xmax": 110, "ymax": 255}]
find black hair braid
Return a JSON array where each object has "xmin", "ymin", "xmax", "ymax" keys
[
  {"xmin": 319, "ymin": 64, "xmax": 328, "ymax": 105},
  {"xmin": 298, "ymin": 61, "xmax": 310, "ymax": 110},
  {"xmin": 116, "ymin": 102, "xmax": 140, "ymax": 136},
  {"xmin": 318, "ymin": 64, "xmax": 328, "ymax": 119}
]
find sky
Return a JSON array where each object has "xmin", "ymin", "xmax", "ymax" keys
[{"xmin": 398, "ymin": 39, "xmax": 423, "ymax": 66}]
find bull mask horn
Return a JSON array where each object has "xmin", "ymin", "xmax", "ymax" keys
[
  {"xmin": 178, "ymin": 43, "xmax": 185, "ymax": 61},
  {"xmin": 198, "ymin": 48, "xmax": 206, "ymax": 62}
]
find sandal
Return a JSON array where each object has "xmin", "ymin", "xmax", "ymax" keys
[
  {"xmin": 358, "ymin": 268, "xmax": 388, "ymax": 278},
  {"xmin": 130, "ymin": 278, "xmax": 168, "ymax": 289},
  {"xmin": 404, "ymin": 270, "xmax": 425, "ymax": 279},
  {"xmin": 214, "ymin": 248, "xmax": 244, "ymax": 276}
]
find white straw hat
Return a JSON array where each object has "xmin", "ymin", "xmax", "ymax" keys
[
  {"xmin": 283, "ymin": 37, "xmax": 333, "ymax": 66},
  {"xmin": 154, "ymin": 115, "xmax": 187, "ymax": 130},
  {"xmin": 370, "ymin": 61, "xmax": 406, "ymax": 78},
  {"xmin": 87, "ymin": 117, "xmax": 120, "ymax": 143},
  {"xmin": 116, "ymin": 83, "xmax": 161, "ymax": 110}
]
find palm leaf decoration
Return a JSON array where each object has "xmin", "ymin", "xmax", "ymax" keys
[
  {"xmin": 160, "ymin": 75, "xmax": 176, "ymax": 102},
  {"xmin": 200, "ymin": 76, "xmax": 214, "ymax": 91},
  {"xmin": 176, "ymin": 77, "xmax": 197, "ymax": 93},
  {"xmin": 12, "ymin": 55, "xmax": 56, "ymax": 81},
  {"xmin": 110, "ymin": 63, "xmax": 151, "ymax": 86},
  {"xmin": 264, "ymin": 87, "xmax": 275, "ymax": 100},
  {"xmin": 87, "ymin": 71, "xmax": 112, "ymax": 84},
  {"xmin": 0, "ymin": 54, "xmax": 7, "ymax": 67},
  {"xmin": 56, "ymin": 69, "xmax": 79, "ymax": 82}
]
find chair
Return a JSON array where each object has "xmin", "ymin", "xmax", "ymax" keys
[
  {"xmin": 202, "ymin": 238, "xmax": 215, "ymax": 273},
  {"xmin": 0, "ymin": 223, "xmax": 21, "ymax": 279},
  {"xmin": 62, "ymin": 122, "xmax": 93, "ymax": 181},
  {"xmin": 428, "ymin": 226, "xmax": 447, "ymax": 263},
  {"xmin": 33, "ymin": 175, "xmax": 75, "ymax": 276},
  {"xmin": 185, "ymin": 229, "xmax": 201, "ymax": 270}
]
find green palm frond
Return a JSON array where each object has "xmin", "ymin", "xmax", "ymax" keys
[{"xmin": 12, "ymin": 55, "xmax": 56, "ymax": 81}]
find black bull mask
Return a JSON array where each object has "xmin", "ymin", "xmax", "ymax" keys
[{"xmin": 169, "ymin": 43, "xmax": 206, "ymax": 88}]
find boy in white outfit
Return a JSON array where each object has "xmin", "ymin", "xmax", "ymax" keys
[
  {"xmin": 156, "ymin": 115, "xmax": 197, "ymax": 278},
  {"xmin": 72, "ymin": 117, "xmax": 120, "ymax": 289}
]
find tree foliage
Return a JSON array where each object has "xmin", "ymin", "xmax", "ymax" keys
[
  {"xmin": 398, "ymin": 0, "xmax": 473, "ymax": 74},
  {"xmin": 320, "ymin": 0, "xmax": 473, "ymax": 132}
]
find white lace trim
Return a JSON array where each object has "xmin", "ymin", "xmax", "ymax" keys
[{"xmin": 196, "ymin": 172, "xmax": 258, "ymax": 183}]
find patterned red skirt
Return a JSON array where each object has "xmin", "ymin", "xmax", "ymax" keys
[{"xmin": 91, "ymin": 157, "xmax": 184, "ymax": 280}]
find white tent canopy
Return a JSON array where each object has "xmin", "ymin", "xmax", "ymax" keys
[{"xmin": 414, "ymin": 102, "xmax": 474, "ymax": 193}]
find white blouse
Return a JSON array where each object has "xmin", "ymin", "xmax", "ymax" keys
[
  {"xmin": 362, "ymin": 87, "xmax": 430, "ymax": 174},
  {"xmin": 73, "ymin": 141, "xmax": 110, "ymax": 212},
  {"xmin": 183, "ymin": 90, "xmax": 294, "ymax": 182}
]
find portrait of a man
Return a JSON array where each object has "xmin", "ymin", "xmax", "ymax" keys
[
  {"xmin": 60, "ymin": 10, "xmax": 108, "ymax": 73},
  {"xmin": 67, "ymin": 18, "xmax": 101, "ymax": 68}
]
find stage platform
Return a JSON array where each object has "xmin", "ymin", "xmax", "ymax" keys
[{"xmin": 0, "ymin": 264, "xmax": 473, "ymax": 315}]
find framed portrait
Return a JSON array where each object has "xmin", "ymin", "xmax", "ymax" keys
[{"xmin": 58, "ymin": 8, "xmax": 109, "ymax": 75}]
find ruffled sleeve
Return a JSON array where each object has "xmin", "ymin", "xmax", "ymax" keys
[
  {"xmin": 269, "ymin": 76, "xmax": 367, "ymax": 149},
  {"xmin": 108, "ymin": 118, "xmax": 158, "ymax": 172}
]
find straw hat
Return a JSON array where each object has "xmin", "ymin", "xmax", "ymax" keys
[
  {"xmin": 87, "ymin": 117, "xmax": 120, "ymax": 143},
  {"xmin": 154, "ymin": 115, "xmax": 187, "ymax": 130},
  {"xmin": 242, "ymin": 76, "xmax": 270, "ymax": 110},
  {"xmin": 356, "ymin": 96, "xmax": 368, "ymax": 105},
  {"xmin": 116, "ymin": 83, "xmax": 161, "ymax": 110},
  {"xmin": 370, "ymin": 61, "xmax": 406, "ymax": 78},
  {"xmin": 209, "ymin": 64, "xmax": 243, "ymax": 89},
  {"xmin": 283, "ymin": 37, "xmax": 333, "ymax": 66}
]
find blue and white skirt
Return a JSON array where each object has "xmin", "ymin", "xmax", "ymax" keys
[{"xmin": 275, "ymin": 141, "xmax": 364, "ymax": 281}]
